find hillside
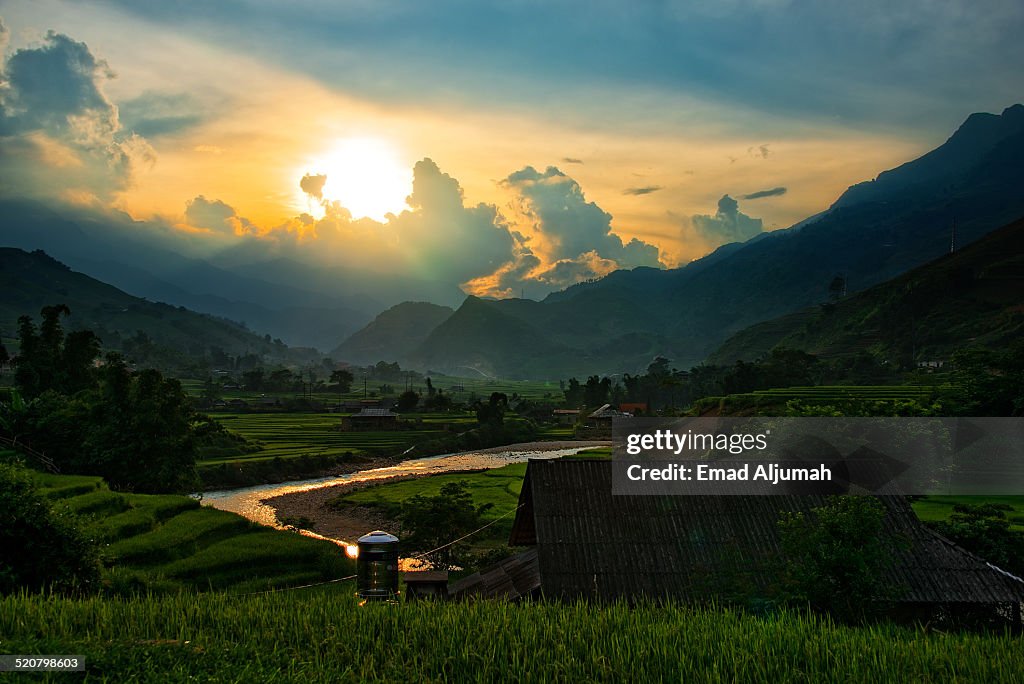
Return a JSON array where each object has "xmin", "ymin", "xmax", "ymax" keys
[
  {"xmin": 331, "ymin": 301, "xmax": 454, "ymax": 365},
  {"xmin": 403, "ymin": 105, "xmax": 1024, "ymax": 378},
  {"xmin": 708, "ymin": 215, "xmax": 1024, "ymax": 364},
  {"xmin": 0, "ymin": 248, "xmax": 314, "ymax": 366}
]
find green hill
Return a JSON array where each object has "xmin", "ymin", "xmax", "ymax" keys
[
  {"xmin": 331, "ymin": 301, "xmax": 454, "ymax": 365},
  {"xmin": 708, "ymin": 215, "xmax": 1024, "ymax": 365},
  {"xmin": 0, "ymin": 248, "xmax": 316, "ymax": 368}
]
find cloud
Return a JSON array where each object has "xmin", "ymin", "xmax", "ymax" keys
[
  {"xmin": 0, "ymin": 26, "xmax": 154, "ymax": 200},
  {"xmin": 117, "ymin": 91, "xmax": 205, "ymax": 138},
  {"xmin": 688, "ymin": 194, "xmax": 764, "ymax": 245},
  {"xmin": 185, "ymin": 195, "xmax": 260, "ymax": 236},
  {"xmin": 741, "ymin": 186, "xmax": 787, "ymax": 200},
  {"xmin": 623, "ymin": 185, "xmax": 662, "ymax": 196},
  {"xmin": 300, "ymin": 173, "xmax": 327, "ymax": 201},
  {"xmin": 502, "ymin": 165, "xmax": 663, "ymax": 269},
  {"xmin": 561, "ymin": 157, "xmax": 584, "ymax": 164},
  {"xmin": 747, "ymin": 144, "xmax": 771, "ymax": 159}
]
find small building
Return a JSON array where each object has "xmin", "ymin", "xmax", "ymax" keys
[
  {"xmin": 448, "ymin": 549, "xmax": 540, "ymax": 601},
  {"xmin": 492, "ymin": 459, "xmax": 1024, "ymax": 625},
  {"xmin": 342, "ymin": 407, "xmax": 400, "ymax": 431},
  {"xmin": 581, "ymin": 404, "xmax": 631, "ymax": 437},
  {"xmin": 619, "ymin": 402, "xmax": 647, "ymax": 415},
  {"xmin": 552, "ymin": 409, "xmax": 580, "ymax": 426},
  {"xmin": 403, "ymin": 570, "xmax": 450, "ymax": 601}
]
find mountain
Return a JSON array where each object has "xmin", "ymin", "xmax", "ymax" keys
[
  {"xmin": 707, "ymin": 214, "xmax": 1024, "ymax": 365},
  {"xmin": 0, "ymin": 199, "xmax": 464, "ymax": 350},
  {"xmin": 0, "ymin": 248, "xmax": 313, "ymax": 366},
  {"xmin": 331, "ymin": 301, "xmax": 454, "ymax": 365},
  {"xmin": 404, "ymin": 105, "xmax": 1024, "ymax": 378}
]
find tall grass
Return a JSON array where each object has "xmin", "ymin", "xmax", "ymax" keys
[{"xmin": 1, "ymin": 592, "xmax": 1021, "ymax": 682}]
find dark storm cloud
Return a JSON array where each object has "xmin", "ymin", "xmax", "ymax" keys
[
  {"xmin": 623, "ymin": 186, "xmax": 663, "ymax": 196},
  {"xmin": 741, "ymin": 186, "xmax": 787, "ymax": 200}
]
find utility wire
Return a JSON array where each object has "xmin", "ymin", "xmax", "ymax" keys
[{"xmin": 233, "ymin": 503, "xmax": 526, "ymax": 596}]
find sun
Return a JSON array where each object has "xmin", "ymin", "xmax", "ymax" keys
[{"xmin": 308, "ymin": 137, "xmax": 411, "ymax": 221}]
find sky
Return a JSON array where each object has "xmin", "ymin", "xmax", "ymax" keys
[{"xmin": 2, "ymin": 0, "xmax": 1023, "ymax": 298}]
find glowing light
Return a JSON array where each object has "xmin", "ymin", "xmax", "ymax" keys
[
  {"xmin": 345, "ymin": 544, "xmax": 359, "ymax": 559},
  {"xmin": 306, "ymin": 137, "xmax": 411, "ymax": 221}
]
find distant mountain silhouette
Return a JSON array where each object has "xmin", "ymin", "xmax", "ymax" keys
[
  {"xmin": 331, "ymin": 301, "xmax": 454, "ymax": 365},
  {"xmin": 387, "ymin": 104, "xmax": 1024, "ymax": 378},
  {"xmin": 707, "ymin": 214, "xmax": 1024, "ymax": 365},
  {"xmin": 0, "ymin": 248, "xmax": 313, "ymax": 365}
]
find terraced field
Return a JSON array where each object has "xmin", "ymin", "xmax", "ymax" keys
[
  {"xmin": 203, "ymin": 412, "xmax": 480, "ymax": 465},
  {"xmin": 29, "ymin": 466, "xmax": 352, "ymax": 593},
  {"xmin": 745, "ymin": 385, "xmax": 950, "ymax": 402}
]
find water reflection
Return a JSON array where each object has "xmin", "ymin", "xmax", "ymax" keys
[{"xmin": 201, "ymin": 446, "xmax": 595, "ymax": 544}]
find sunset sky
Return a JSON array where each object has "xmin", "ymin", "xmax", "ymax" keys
[{"xmin": 2, "ymin": 1, "xmax": 1023, "ymax": 298}]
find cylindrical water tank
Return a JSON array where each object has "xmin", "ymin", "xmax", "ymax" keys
[{"xmin": 356, "ymin": 530, "xmax": 399, "ymax": 601}]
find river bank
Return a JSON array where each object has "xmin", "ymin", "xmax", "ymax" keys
[{"xmin": 203, "ymin": 441, "xmax": 609, "ymax": 543}]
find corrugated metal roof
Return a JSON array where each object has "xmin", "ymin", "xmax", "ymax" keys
[
  {"xmin": 352, "ymin": 408, "xmax": 398, "ymax": 417},
  {"xmin": 510, "ymin": 459, "xmax": 1024, "ymax": 605},
  {"xmin": 448, "ymin": 548, "xmax": 540, "ymax": 600}
]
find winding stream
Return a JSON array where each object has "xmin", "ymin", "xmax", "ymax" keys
[{"xmin": 201, "ymin": 442, "xmax": 606, "ymax": 544}]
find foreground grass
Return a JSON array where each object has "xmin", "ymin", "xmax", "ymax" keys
[
  {"xmin": 30, "ymin": 470, "xmax": 353, "ymax": 594},
  {"xmin": 2, "ymin": 592, "xmax": 1022, "ymax": 682}
]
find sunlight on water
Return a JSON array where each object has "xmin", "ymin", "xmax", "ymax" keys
[{"xmin": 201, "ymin": 446, "xmax": 596, "ymax": 544}]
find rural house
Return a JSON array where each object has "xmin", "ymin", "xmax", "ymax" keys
[
  {"xmin": 342, "ymin": 407, "xmax": 400, "ymax": 431},
  {"xmin": 454, "ymin": 459, "xmax": 1024, "ymax": 626}
]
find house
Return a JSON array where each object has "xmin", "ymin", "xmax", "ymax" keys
[
  {"xmin": 581, "ymin": 404, "xmax": 631, "ymax": 437},
  {"xmin": 342, "ymin": 407, "xmax": 400, "ymax": 431},
  {"xmin": 477, "ymin": 459, "xmax": 1024, "ymax": 624},
  {"xmin": 552, "ymin": 409, "xmax": 580, "ymax": 426}
]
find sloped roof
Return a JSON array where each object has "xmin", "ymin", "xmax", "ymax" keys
[
  {"xmin": 510, "ymin": 459, "xmax": 1024, "ymax": 605},
  {"xmin": 447, "ymin": 548, "xmax": 540, "ymax": 600},
  {"xmin": 351, "ymin": 408, "xmax": 398, "ymax": 418}
]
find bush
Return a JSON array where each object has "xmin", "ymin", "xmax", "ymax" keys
[
  {"xmin": 0, "ymin": 462, "xmax": 101, "ymax": 594},
  {"xmin": 778, "ymin": 496, "xmax": 899, "ymax": 622}
]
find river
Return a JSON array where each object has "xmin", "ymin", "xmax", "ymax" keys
[{"xmin": 201, "ymin": 441, "xmax": 608, "ymax": 545}]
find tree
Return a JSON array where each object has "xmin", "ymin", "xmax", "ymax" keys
[
  {"xmin": 397, "ymin": 390, "xmax": 420, "ymax": 412},
  {"xmin": 930, "ymin": 504, "xmax": 1024, "ymax": 576},
  {"xmin": 242, "ymin": 368, "xmax": 265, "ymax": 391},
  {"xmin": 329, "ymin": 368, "xmax": 354, "ymax": 393},
  {"xmin": 14, "ymin": 306, "xmax": 100, "ymax": 399},
  {"xmin": 475, "ymin": 392, "xmax": 508, "ymax": 426},
  {"xmin": 563, "ymin": 377, "xmax": 584, "ymax": 407},
  {"xmin": 81, "ymin": 355, "xmax": 200, "ymax": 493},
  {"xmin": 778, "ymin": 496, "xmax": 897, "ymax": 621},
  {"xmin": 0, "ymin": 461, "xmax": 100, "ymax": 594},
  {"xmin": 399, "ymin": 481, "xmax": 493, "ymax": 570}
]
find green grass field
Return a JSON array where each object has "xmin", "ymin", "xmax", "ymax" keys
[
  {"xmin": 28, "ymin": 468, "xmax": 353, "ymax": 594},
  {"xmin": 2, "ymin": 593, "xmax": 1022, "ymax": 682},
  {"xmin": 911, "ymin": 495, "xmax": 1024, "ymax": 533}
]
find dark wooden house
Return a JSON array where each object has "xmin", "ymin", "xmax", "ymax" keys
[
  {"xmin": 496, "ymin": 459, "xmax": 1024, "ymax": 624},
  {"xmin": 342, "ymin": 407, "xmax": 400, "ymax": 431}
]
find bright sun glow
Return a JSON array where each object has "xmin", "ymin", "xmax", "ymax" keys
[{"xmin": 308, "ymin": 137, "xmax": 411, "ymax": 221}]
